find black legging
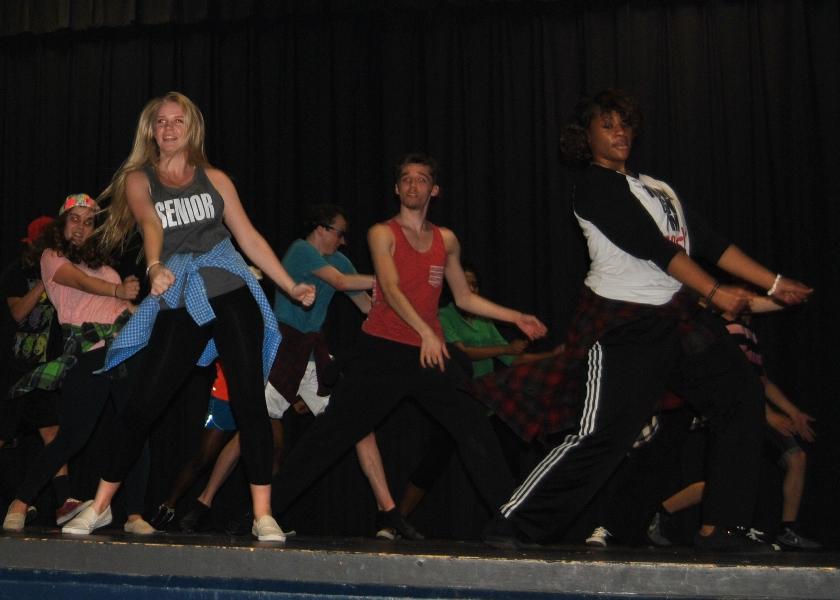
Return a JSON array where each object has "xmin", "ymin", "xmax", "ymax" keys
[
  {"xmin": 104, "ymin": 286, "xmax": 273, "ymax": 486},
  {"xmin": 15, "ymin": 348, "xmax": 149, "ymax": 514}
]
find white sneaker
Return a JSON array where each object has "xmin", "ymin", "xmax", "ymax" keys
[
  {"xmin": 62, "ymin": 504, "xmax": 112, "ymax": 535},
  {"xmin": 586, "ymin": 526, "xmax": 612, "ymax": 547},
  {"xmin": 252, "ymin": 515, "xmax": 286, "ymax": 542},
  {"xmin": 124, "ymin": 517, "xmax": 156, "ymax": 535},
  {"xmin": 3, "ymin": 508, "xmax": 25, "ymax": 532}
]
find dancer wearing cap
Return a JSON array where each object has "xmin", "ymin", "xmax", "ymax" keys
[{"xmin": 3, "ymin": 194, "xmax": 141, "ymax": 532}]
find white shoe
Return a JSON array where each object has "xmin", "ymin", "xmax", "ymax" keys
[
  {"xmin": 586, "ymin": 526, "xmax": 612, "ymax": 547},
  {"xmin": 252, "ymin": 515, "xmax": 286, "ymax": 542},
  {"xmin": 3, "ymin": 508, "xmax": 25, "ymax": 532},
  {"xmin": 62, "ymin": 504, "xmax": 112, "ymax": 535},
  {"xmin": 124, "ymin": 517, "xmax": 156, "ymax": 535}
]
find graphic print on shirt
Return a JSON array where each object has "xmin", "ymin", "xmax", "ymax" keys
[
  {"xmin": 643, "ymin": 184, "xmax": 686, "ymax": 249},
  {"xmin": 428, "ymin": 265, "xmax": 444, "ymax": 287},
  {"xmin": 13, "ymin": 277, "xmax": 56, "ymax": 364},
  {"xmin": 155, "ymin": 193, "xmax": 216, "ymax": 229}
]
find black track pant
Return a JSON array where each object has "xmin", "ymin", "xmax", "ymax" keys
[{"xmin": 500, "ymin": 313, "xmax": 764, "ymax": 542}]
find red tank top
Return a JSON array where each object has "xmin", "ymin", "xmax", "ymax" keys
[{"xmin": 362, "ymin": 219, "xmax": 446, "ymax": 347}]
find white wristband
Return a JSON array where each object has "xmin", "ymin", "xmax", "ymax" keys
[{"xmin": 767, "ymin": 273, "xmax": 782, "ymax": 296}]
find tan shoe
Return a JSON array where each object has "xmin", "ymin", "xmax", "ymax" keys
[
  {"xmin": 252, "ymin": 515, "xmax": 285, "ymax": 542},
  {"xmin": 3, "ymin": 508, "xmax": 25, "ymax": 532},
  {"xmin": 62, "ymin": 504, "xmax": 112, "ymax": 535},
  {"xmin": 124, "ymin": 517, "xmax": 156, "ymax": 535}
]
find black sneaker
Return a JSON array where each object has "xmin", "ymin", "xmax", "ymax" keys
[
  {"xmin": 481, "ymin": 512, "xmax": 539, "ymax": 550},
  {"xmin": 148, "ymin": 504, "xmax": 175, "ymax": 530},
  {"xmin": 223, "ymin": 511, "xmax": 253, "ymax": 536},
  {"xmin": 375, "ymin": 508, "xmax": 424, "ymax": 541},
  {"xmin": 775, "ymin": 525, "xmax": 822, "ymax": 550},
  {"xmin": 179, "ymin": 499, "xmax": 210, "ymax": 533},
  {"xmin": 646, "ymin": 511, "xmax": 673, "ymax": 547},
  {"xmin": 694, "ymin": 527, "xmax": 776, "ymax": 553}
]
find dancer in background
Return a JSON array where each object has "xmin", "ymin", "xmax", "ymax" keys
[{"xmin": 3, "ymin": 194, "xmax": 141, "ymax": 532}]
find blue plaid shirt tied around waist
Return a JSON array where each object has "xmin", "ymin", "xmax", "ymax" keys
[{"xmin": 101, "ymin": 238, "xmax": 280, "ymax": 380}]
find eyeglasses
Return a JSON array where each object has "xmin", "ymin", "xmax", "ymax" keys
[{"xmin": 321, "ymin": 224, "xmax": 347, "ymax": 239}]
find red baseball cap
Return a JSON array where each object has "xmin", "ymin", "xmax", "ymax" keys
[{"xmin": 21, "ymin": 216, "xmax": 55, "ymax": 244}]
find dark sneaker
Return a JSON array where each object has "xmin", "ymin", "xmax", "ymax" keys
[
  {"xmin": 148, "ymin": 504, "xmax": 175, "ymax": 530},
  {"xmin": 646, "ymin": 511, "xmax": 673, "ymax": 547},
  {"xmin": 586, "ymin": 526, "xmax": 612, "ymax": 548},
  {"xmin": 25, "ymin": 505, "xmax": 38, "ymax": 526},
  {"xmin": 694, "ymin": 527, "xmax": 776, "ymax": 553},
  {"xmin": 776, "ymin": 526, "xmax": 822, "ymax": 550},
  {"xmin": 179, "ymin": 499, "xmax": 210, "ymax": 533},
  {"xmin": 482, "ymin": 512, "xmax": 530, "ymax": 550},
  {"xmin": 224, "ymin": 511, "xmax": 253, "ymax": 536},
  {"xmin": 375, "ymin": 508, "xmax": 424, "ymax": 541},
  {"xmin": 55, "ymin": 498, "xmax": 86, "ymax": 526}
]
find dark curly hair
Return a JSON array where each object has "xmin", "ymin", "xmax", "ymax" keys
[
  {"xmin": 559, "ymin": 89, "xmax": 643, "ymax": 163},
  {"xmin": 41, "ymin": 212, "xmax": 112, "ymax": 270}
]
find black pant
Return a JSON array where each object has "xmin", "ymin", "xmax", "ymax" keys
[
  {"xmin": 15, "ymin": 348, "xmax": 149, "ymax": 514},
  {"xmin": 272, "ymin": 333, "xmax": 515, "ymax": 515},
  {"xmin": 500, "ymin": 313, "xmax": 764, "ymax": 542},
  {"xmin": 104, "ymin": 286, "xmax": 273, "ymax": 486}
]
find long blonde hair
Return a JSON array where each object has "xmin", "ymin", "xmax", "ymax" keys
[{"xmin": 97, "ymin": 91, "xmax": 211, "ymax": 254}]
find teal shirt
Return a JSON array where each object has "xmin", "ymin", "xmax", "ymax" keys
[
  {"xmin": 438, "ymin": 302, "xmax": 514, "ymax": 378},
  {"xmin": 273, "ymin": 239, "xmax": 359, "ymax": 333}
]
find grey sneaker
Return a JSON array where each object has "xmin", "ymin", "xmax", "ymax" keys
[
  {"xmin": 776, "ymin": 526, "xmax": 822, "ymax": 550},
  {"xmin": 61, "ymin": 503, "xmax": 112, "ymax": 535},
  {"xmin": 646, "ymin": 511, "xmax": 673, "ymax": 547},
  {"xmin": 585, "ymin": 526, "xmax": 612, "ymax": 547}
]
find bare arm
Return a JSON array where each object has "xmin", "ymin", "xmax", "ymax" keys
[
  {"xmin": 368, "ymin": 223, "xmax": 447, "ymax": 370},
  {"xmin": 349, "ymin": 291, "xmax": 372, "ymax": 314},
  {"xmin": 52, "ymin": 264, "xmax": 139, "ymax": 301},
  {"xmin": 763, "ymin": 377, "xmax": 816, "ymax": 442},
  {"xmin": 7, "ymin": 280, "xmax": 47, "ymax": 323},
  {"xmin": 207, "ymin": 169, "xmax": 314, "ymax": 306},
  {"xmin": 717, "ymin": 245, "xmax": 812, "ymax": 305},
  {"xmin": 312, "ymin": 264, "xmax": 375, "ymax": 292},
  {"xmin": 442, "ymin": 229, "xmax": 547, "ymax": 340},
  {"xmin": 453, "ymin": 339, "xmax": 528, "ymax": 361},
  {"xmin": 125, "ymin": 170, "xmax": 174, "ymax": 297}
]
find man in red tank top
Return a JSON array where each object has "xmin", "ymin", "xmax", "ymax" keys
[{"xmin": 272, "ymin": 154, "xmax": 547, "ymax": 535}]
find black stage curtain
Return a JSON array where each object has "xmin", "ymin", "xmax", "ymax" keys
[{"xmin": 1, "ymin": 0, "xmax": 838, "ymax": 543}]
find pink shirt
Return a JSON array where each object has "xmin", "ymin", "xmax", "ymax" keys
[{"xmin": 40, "ymin": 249, "xmax": 130, "ymax": 327}]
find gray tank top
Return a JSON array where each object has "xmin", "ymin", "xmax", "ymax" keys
[{"xmin": 144, "ymin": 165, "xmax": 244, "ymax": 305}]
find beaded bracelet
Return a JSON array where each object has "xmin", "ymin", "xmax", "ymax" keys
[{"xmin": 767, "ymin": 274, "xmax": 782, "ymax": 296}]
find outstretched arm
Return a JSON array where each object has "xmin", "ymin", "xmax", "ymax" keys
[
  {"xmin": 441, "ymin": 229, "xmax": 547, "ymax": 340},
  {"xmin": 125, "ymin": 170, "xmax": 174, "ymax": 297},
  {"xmin": 716, "ymin": 245, "xmax": 812, "ymax": 306},
  {"xmin": 51, "ymin": 264, "xmax": 139, "ymax": 301},
  {"xmin": 208, "ymin": 169, "xmax": 314, "ymax": 307},
  {"xmin": 312, "ymin": 264, "xmax": 375, "ymax": 292}
]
